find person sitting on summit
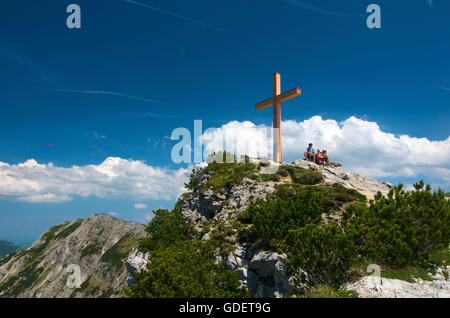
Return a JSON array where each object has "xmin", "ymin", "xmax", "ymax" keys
[
  {"xmin": 304, "ymin": 143, "xmax": 315, "ymax": 161},
  {"xmin": 315, "ymin": 150, "xmax": 322, "ymax": 165},
  {"xmin": 321, "ymin": 149, "xmax": 330, "ymax": 165}
]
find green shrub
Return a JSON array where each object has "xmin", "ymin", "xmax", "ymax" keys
[
  {"xmin": 126, "ymin": 240, "xmax": 248, "ymax": 298},
  {"xmin": 245, "ymin": 187, "xmax": 323, "ymax": 248},
  {"xmin": 203, "ymin": 161, "xmax": 257, "ymax": 194},
  {"xmin": 342, "ymin": 181, "xmax": 450, "ymax": 267},
  {"xmin": 282, "ymin": 166, "xmax": 323, "ymax": 185},
  {"xmin": 275, "ymin": 183, "xmax": 366, "ymax": 213},
  {"xmin": 429, "ymin": 246, "xmax": 450, "ymax": 266},
  {"xmin": 283, "ymin": 224, "xmax": 358, "ymax": 289},
  {"xmin": 258, "ymin": 166, "xmax": 323, "ymax": 185},
  {"xmin": 127, "ymin": 205, "xmax": 249, "ymax": 298},
  {"xmin": 185, "ymin": 168, "xmax": 203, "ymax": 192},
  {"xmin": 139, "ymin": 206, "xmax": 197, "ymax": 253},
  {"xmin": 100, "ymin": 234, "xmax": 137, "ymax": 270}
]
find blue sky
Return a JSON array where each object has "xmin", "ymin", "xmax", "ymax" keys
[{"xmin": 0, "ymin": 0, "xmax": 449, "ymax": 245}]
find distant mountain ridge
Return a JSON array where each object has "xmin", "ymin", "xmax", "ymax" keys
[
  {"xmin": 0, "ymin": 215, "xmax": 145, "ymax": 298},
  {"xmin": 0, "ymin": 241, "xmax": 24, "ymax": 259}
]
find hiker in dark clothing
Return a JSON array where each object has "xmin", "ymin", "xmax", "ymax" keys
[{"xmin": 315, "ymin": 150, "xmax": 322, "ymax": 164}]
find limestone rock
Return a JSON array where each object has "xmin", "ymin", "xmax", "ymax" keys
[
  {"xmin": 292, "ymin": 159, "xmax": 393, "ymax": 200},
  {"xmin": 245, "ymin": 251, "xmax": 304, "ymax": 297},
  {"xmin": 249, "ymin": 251, "xmax": 282, "ymax": 279},
  {"xmin": 346, "ymin": 266, "xmax": 450, "ymax": 298},
  {"xmin": 178, "ymin": 170, "xmax": 276, "ymax": 230},
  {"xmin": 226, "ymin": 245, "xmax": 247, "ymax": 270},
  {"xmin": 125, "ymin": 250, "xmax": 149, "ymax": 286}
]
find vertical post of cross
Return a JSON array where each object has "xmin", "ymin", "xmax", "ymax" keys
[
  {"xmin": 273, "ymin": 73, "xmax": 282, "ymax": 163},
  {"xmin": 255, "ymin": 73, "xmax": 301, "ymax": 164}
]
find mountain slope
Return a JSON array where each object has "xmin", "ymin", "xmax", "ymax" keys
[
  {"xmin": 0, "ymin": 241, "xmax": 24, "ymax": 259},
  {"xmin": 0, "ymin": 214, "xmax": 145, "ymax": 298}
]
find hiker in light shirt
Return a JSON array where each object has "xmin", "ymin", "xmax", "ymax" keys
[{"xmin": 304, "ymin": 143, "xmax": 315, "ymax": 161}]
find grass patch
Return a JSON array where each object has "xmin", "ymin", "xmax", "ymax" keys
[
  {"xmin": 70, "ymin": 275, "xmax": 103, "ymax": 297},
  {"xmin": 381, "ymin": 266, "xmax": 433, "ymax": 283},
  {"xmin": 259, "ymin": 165, "xmax": 323, "ymax": 185},
  {"xmin": 0, "ymin": 251, "xmax": 17, "ymax": 267},
  {"xmin": 202, "ymin": 162, "xmax": 258, "ymax": 194},
  {"xmin": 349, "ymin": 261, "xmax": 434, "ymax": 284},
  {"xmin": 429, "ymin": 246, "xmax": 450, "ymax": 266},
  {"xmin": 99, "ymin": 287, "xmax": 115, "ymax": 298},
  {"xmin": 80, "ymin": 243, "xmax": 102, "ymax": 260},
  {"xmin": 282, "ymin": 166, "xmax": 323, "ymax": 185},
  {"xmin": 0, "ymin": 258, "xmax": 44, "ymax": 297},
  {"xmin": 100, "ymin": 234, "xmax": 137, "ymax": 270},
  {"xmin": 54, "ymin": 219, "xmax": 83, "ymax": 240},
  {"xmin": 294, "ymin": 285, "xmax": 358, "ymax": 298}
]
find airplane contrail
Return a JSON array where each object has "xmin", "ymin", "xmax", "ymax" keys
[
  {"xmin": 282, "ymin": 0, "xmax": 365, "ymax": 17},
  {"xmin": 46, "ymin": 88, "xmax": 162, "ymax": 104},
  {"xmin": 121, "ymin": 0, "xmax": 228, "ymax": 32},
  {"xmin": 0, "ymin": 48, "xmax": 54, "ymax": 85}
]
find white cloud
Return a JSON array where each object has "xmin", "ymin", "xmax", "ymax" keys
[
  {"xmin": 134, "ymin": 203, "xmax": 148, "ymax": 209},
  {"xmin": 0, "ymin": 157, "xmax": 189, "ymax": 203},
  {"xmin": 93, "ymin": 131, "xmax": 106, "ymax": 139},
  {"xmin": 202, "ymin": 116, "xmax": 450, "ymax": 188},
  {"xmin": 108, "ymin": 211, "xmax": 118, "ymax": 216}
]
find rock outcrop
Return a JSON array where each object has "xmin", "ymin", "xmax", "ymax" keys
[
  {"xmin": 178, "ymin": 177, "xmax": 276, "ymax": 231},
  {"xmin": 0, "ymin": 214, "xmax": 145, "ymax": 298},
  {"xmin": 125, "ymin": 250, "xmax": 149, "ymax": 286},
  {"xmin": 346, "ymin": 266, "xmax": 450, "ymax": 298},
  {"xmin": 291, "ymin": 160, "xmax": 393, "ymax": 200}
]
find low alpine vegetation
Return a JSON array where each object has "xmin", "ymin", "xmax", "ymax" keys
[
  {"xmin": 125, "ymin": 206, "xmax": 249, "ymax": 298},
  {"xmin": 238, "ymin": 179, "xmax": 449, "ymax": 290},
  {"xmin": 126, "ymin": 154, "xmax": 449, "ymax": 297},
  {"xmin": 281, "ymin": 181, "xmax": 449, "ymax": 289}
]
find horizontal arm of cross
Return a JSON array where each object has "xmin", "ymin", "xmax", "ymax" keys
[{"xmin": 255, "ymin": 88, "xmax": 301, "ymax": 111}]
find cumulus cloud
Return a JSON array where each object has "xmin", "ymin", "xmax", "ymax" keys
[
  {"xmin": 134, "ymin": 203, "xmax": 148, "ymax": 209},
  {"xmin": 0, "ymin": 157, "xmax": 189, "ymax": 203},
  {"xmin": 202, "ymin": 116, "xmax": 450, "ymax": 188}
]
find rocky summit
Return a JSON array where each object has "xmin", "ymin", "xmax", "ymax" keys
[{"xmin": 172, "ymin": 158, "xmax": 448, "ymax": 298}]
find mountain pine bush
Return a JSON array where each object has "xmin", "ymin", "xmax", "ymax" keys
[
  {"xmin": 246, "ymin": 187, "xmax": 323, "ymax": 248},
  {"xmin": 283, "ymin": 224, "xmax": 358, "ymax": 288},
  {"xmin": 126, "ymin": 206, "xmax": 248, "ymax": 298},
  {"xmin": 342, "ymin": 181, "xmax": 450, "ymax": 267},
  {"xmin": 280, "ymin": 181, "xmax": 449, "ymax": 290}
]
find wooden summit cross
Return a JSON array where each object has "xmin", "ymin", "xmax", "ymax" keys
[{"xmin": 255, "ymin": 73, "xmax": 301, "ymax": 163}]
